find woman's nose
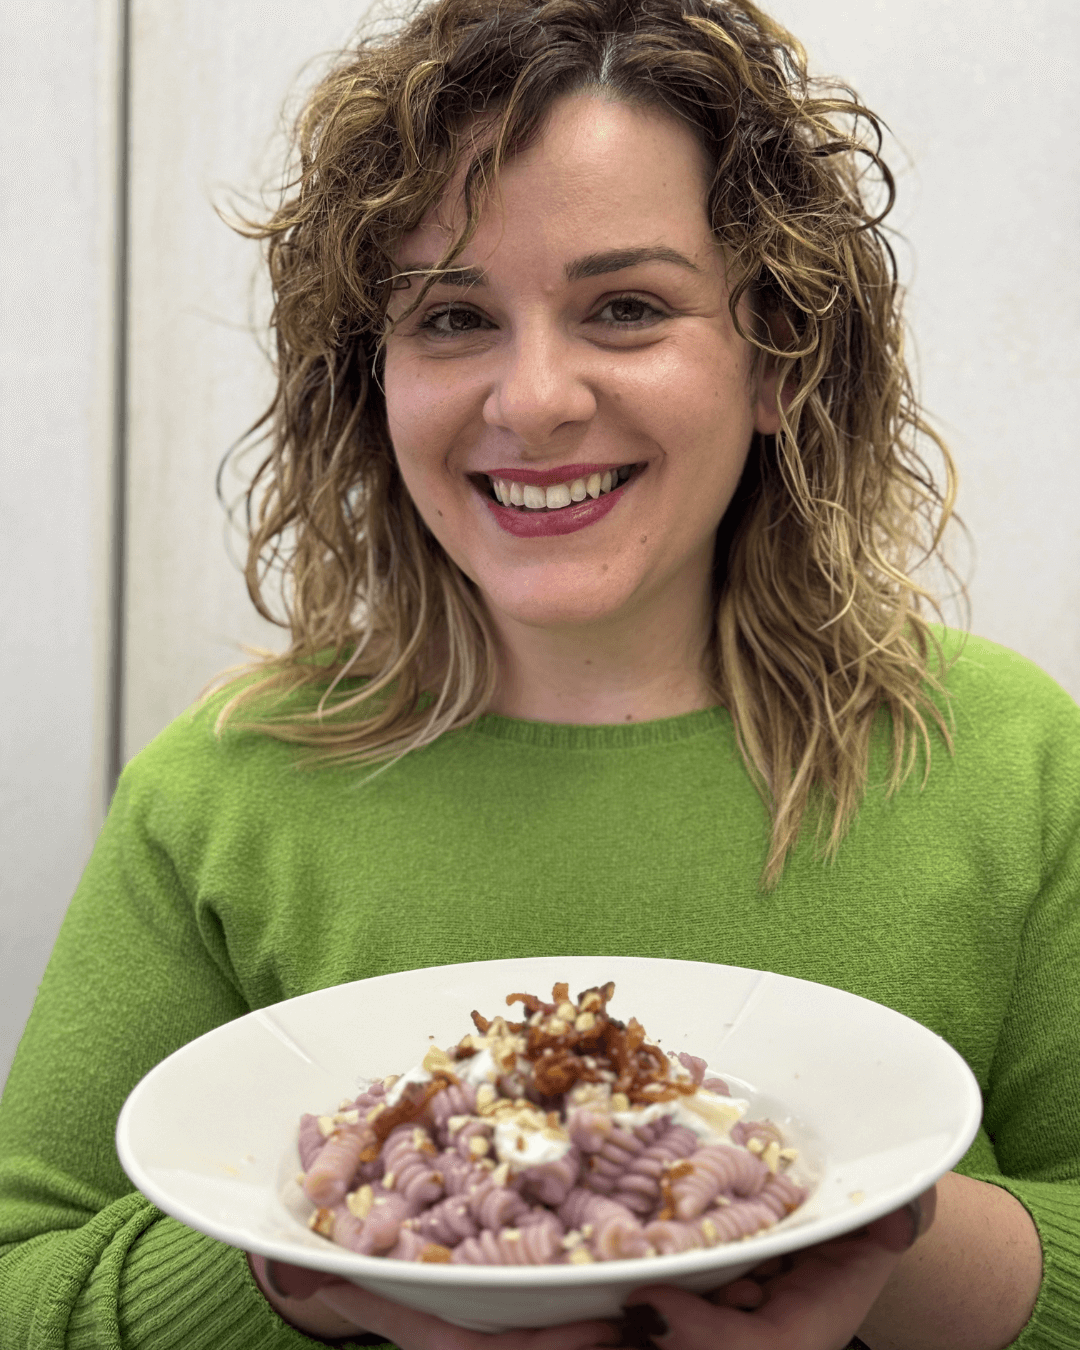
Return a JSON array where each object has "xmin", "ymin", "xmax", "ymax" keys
[{"xmin": 482, "ymin": 325, "xmax": 596, "ymax": 445}]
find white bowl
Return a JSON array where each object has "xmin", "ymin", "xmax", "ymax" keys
[{"xmin": 116, "ymin": 955, "xmax": 981, "ymax": 1332}]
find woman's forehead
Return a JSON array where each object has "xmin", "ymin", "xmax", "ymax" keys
[{"xmin": 393, "ymin": 94, "xmax": 716, "ymax": 271}]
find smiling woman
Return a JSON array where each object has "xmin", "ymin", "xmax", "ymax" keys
[
  {"xmin": 1, "ymin": 1, "xmax": 1077, "ymax": 1348},
  {"xmin": 212, "ymin": 0, "xmax": 959, "ymax": 886}
]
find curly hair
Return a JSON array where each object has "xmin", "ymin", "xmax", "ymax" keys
[{"xmin": 214, "ymin": 0, "xmax": 962, "ymax": 886}]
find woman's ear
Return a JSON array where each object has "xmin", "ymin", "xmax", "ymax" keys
[
  {"xmin": 753, "ymin": 352, "xmax": 784, "ymax": 436},
  {"xmin": 751, "ymin": 306, "xmax": 795, "ymax": 436}
]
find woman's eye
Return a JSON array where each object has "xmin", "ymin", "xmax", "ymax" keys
[
  {"xmin": 420, "ymin": 305, "xmax": 490, "ymax": 335},
  {"xmin": 595, "ymin": 296, "xmax": 665, "ymax": 327}
]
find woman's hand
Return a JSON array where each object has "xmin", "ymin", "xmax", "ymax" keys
[
  {"xmin": 621, "ymin": 1185, "xmax": 937, "ymax": 1350},
  {"xmin": 248, "ymin": 1251, "xmax": 618, "ymax": 1348},
  {"xmin": 248, "ymin": 1186, "xmax": 935, "ymax": 1349}
]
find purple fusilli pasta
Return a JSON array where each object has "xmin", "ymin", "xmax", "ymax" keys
[
  {"xmin": 297, "ymin": 982, "xmax": 810, "ymax": 1265},
  {"xmin": 558, "ymin": 1188, "xmax": 651, "ymax": 1259},
  {"xmin": 452, "ymin": 1213, "xmax": 565, "ymax": 1265},
  {"xmin": 609, "ymin": 1123, "xmax": 699, "ymax": 1214},
  {"xmin": 382, "ymin": 1124, "xmax": 445, "ymax": 1207},
  {"xmin": 466, "ymin": 1173, "xmax": 530, "ymax": 1230},
  {"xmin": 407, "ymin": 1192, "xmax": 480, "ymax": 1246},
  {"xmin": 669, "ymin": 1143, "xmax": 769, "ymax": 1219}
]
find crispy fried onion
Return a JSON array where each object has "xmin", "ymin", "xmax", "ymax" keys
[{"xmin": 465, "ymin": 982, "xmax": 696, "ymax": 1105}]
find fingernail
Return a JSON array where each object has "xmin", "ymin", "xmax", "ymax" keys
[
  {"xmin": 263, "ymin": 1258, "xmax": 289, "ymax": 1298},
  {"xmin": 620, "ymin": 1303, "xmax": 669, "ymax": 1344},
  {"xmin": 901, "ymin": 1199, "xmax": 924, "ymax": 1250},
  {"xmin": 264, "ymin": 1258, "xmax": 341, "ymax": 1300},
  {"xmin": 904, "ymin": 1185, "xmax": 938, "ymax": 1248}
]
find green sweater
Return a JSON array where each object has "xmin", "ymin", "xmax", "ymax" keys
[{"xmin": 1, "ymin": 630, "xmax": 1078, "ymax": 1348}]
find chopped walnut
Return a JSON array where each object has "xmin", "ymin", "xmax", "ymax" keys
[
  {"xmin": 421, "ymin": 1044, "xmax": 458, "ymax": 1078},
  {"xmin": 346, "ymin": 1185, "xmax": 374, "ymax": 1220}
]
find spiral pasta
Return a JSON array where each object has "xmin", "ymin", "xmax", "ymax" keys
[
  {"xmin": 452, "ymin": 1212, "xmax": 565, "ymax": 1265},
  {"xmin": 609, "ymin": 1122, "xmax": 699, "ymax": 1214},
  {"xmin": 669, "ymin": 1142, "xmax": 770, "ymax": 1219},
  {"xmin": 296, "ymin": 981, "xmax": 809, "ymax": 1264}
]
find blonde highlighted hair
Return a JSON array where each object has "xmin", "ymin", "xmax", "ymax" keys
[{"xmin": 215, "ymin": 0, "xmax": 962, "ymax": 885}]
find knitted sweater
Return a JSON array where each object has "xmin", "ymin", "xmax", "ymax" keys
[{"xmin": 1, "ymin": 630, "xmax": 1078, "ymax": 1348}]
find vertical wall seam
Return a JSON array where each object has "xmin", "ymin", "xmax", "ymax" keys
[{"xmin": 106, "ymin": 0, "xmax": 131, "ymax": 799}]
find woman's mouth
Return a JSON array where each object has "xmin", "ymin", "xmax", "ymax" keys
[
  {"xmin": 473, "ymin": 464, "xmax": 643, "ymax": 538},
  {"xmin": 484, "ymin": 463, "xmax": 638, "ymax": 510}
]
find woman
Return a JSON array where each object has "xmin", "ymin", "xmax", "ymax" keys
[{"xmin": 0, "ymin": 0, "xmax": 1075, "ymax": 1346}]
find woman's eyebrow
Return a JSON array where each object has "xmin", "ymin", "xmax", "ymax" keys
[
  {"xmin": 565, "ymin": 247, "xmax": 701, "ymax": 281},
  {"xmin": 391, "ymin": 246, "xmax": 699, "ymax": 289}
]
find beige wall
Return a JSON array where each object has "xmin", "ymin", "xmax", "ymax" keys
[{"xmin": 3, "ymin": 0, "xmax": 1078, "ymax": 1085}]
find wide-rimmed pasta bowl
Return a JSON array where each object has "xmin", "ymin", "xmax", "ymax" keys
[{"xmin": 116, "ymin": 955, "xmax": 981, "ymax": 1332}]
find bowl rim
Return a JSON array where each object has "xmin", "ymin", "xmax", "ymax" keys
[{"xmin": 116, "ymin": 955, "xmax": 984, "ymax": 1286}]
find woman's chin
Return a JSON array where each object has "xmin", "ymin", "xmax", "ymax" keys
[{"xmin": 479, "ymin": 581, "xmax": 639, "ymax": 635}]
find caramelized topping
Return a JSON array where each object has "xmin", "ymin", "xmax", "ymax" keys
[
  {"xmin": 360, "ymin": 1077, "xmax": 457, "ymax": 1159},
  {"xmin": 461, "ymin": 983, "xmax": 697, "ymax": 1106},
  {"xmin": 359, "ymin": 980, "xmax": 700, "ymax": 1168}
]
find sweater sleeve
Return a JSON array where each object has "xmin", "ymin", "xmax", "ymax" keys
[
  {"xmin": 0, "ymin": 748, "xmax": 346, "ymax": 1349},
  {"xmin": 952, "ymin": 672, "xmax": 1080, "ymax": 1348}
]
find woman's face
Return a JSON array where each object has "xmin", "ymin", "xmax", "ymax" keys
[{"xmin": 383, "ymin": 93, "xmax": 779, "ymax": 640}]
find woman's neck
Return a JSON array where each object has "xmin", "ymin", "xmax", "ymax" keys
[{"xmin": 482, "ymin": 596, "xmax": 719, "ymax": 725}]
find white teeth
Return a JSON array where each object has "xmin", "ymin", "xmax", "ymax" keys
[{"xmin": 490, "ymin": 466, "xmax": 635, "ymax": 510}]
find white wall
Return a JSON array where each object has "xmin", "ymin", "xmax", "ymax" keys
[
  {"xmin": 1, "ymin": 2, "xmax": 122, "ymax": 1085},
  {"xmin": 767, "ymin": 0, "xmax": 1080, "ymax": 694},
  {"xmin": 3, "ymin": 0, "xmax": 1078, "ymax": 1087},
  {"xmin": 123, "ymin": 2, "xmax": 366, "ymax": 759}
]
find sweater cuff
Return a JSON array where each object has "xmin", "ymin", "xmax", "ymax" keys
[
  {"xmin": 963, "ymin": 1173, "xmax": 1080, "ymax": 1349},
  {"xmin": 64, "ymin": 1199, "xmax": 391, "ymax": 1349}
]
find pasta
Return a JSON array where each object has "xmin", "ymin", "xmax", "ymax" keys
[{"xmin": 297, "ymin": 982, "xmax": 808, "ymax": 1264}]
